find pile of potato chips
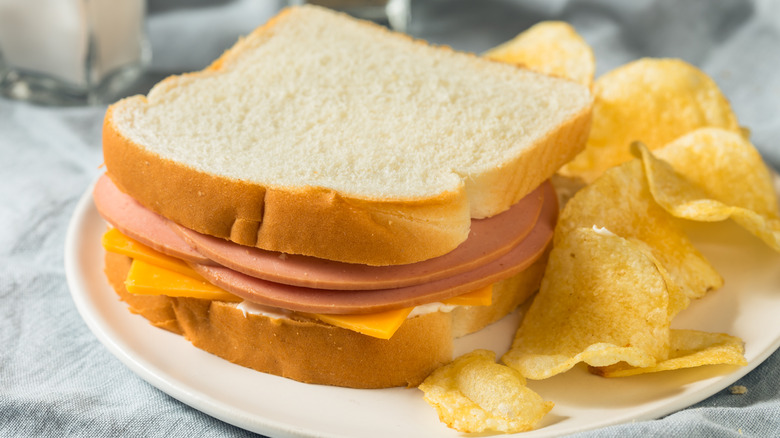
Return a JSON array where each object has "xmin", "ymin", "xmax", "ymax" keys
[{"xmin": 419, "ymin": 21, "xmax": 780, "ymax": 434}]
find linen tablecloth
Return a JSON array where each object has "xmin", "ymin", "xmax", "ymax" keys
[{"xmin": 2, "ymin": 1, "xmax": 779, "ymax": 436}]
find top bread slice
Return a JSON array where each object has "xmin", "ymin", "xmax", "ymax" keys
[{"xmin": 103, "ymin": 5, "xmax": 592, "ymax": 266}]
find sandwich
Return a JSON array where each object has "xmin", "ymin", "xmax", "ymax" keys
[{"xmin": 93, "ymin": 5, "xmax": 593, "ymax": 389}]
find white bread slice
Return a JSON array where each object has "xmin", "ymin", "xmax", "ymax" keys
[
  {"xmin": 104, "ymin": 250, "xmax": 547, "ymax": 388},
  {"xmin": 103, "ymin": 5, "xmax": 592, "ymax": 265}
]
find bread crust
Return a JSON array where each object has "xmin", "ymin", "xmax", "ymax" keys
[
  {"xmin": 102, "ymin": 6, "xmax": 591, "ymax": 266},
  {"xmin": 103, "ymin": 105, "xmax": 470, "ymax": 266},
  {"xmin": 464, "ymin": 104, "xmax": 591, "ymax": 219},
  {"xmin": 104, "ymin": 251, "xmax": 182, "ymax": 334},
  {"xmin": 103, "ymin": 251, "xmax": 547, "ymax": 388},
  {"xmin": 103, "ymin": 101, "xmax": 587, "ymax": 265}
]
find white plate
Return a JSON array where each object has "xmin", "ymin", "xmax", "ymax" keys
[{"xmin": 65, "ymin": 177, "xmax": 780, "ymax": 438}]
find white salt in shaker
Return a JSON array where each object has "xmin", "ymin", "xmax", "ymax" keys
[{"xmin": 0, "ymin": 0, "xmax": 149, "ymax": 105}]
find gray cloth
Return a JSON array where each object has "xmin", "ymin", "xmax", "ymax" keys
[{"xmin": 1, "ymin": 0, "xmax": 778, "ymax": 437}]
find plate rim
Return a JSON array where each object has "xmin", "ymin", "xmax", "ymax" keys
[{"xmin": 65, "ymin": 175, "xmax": 780, "ymax": 438}]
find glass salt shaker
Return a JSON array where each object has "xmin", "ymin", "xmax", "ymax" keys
[{"xmin": 0, "ymin": 0, "xmax": 149, "ymax": 105}]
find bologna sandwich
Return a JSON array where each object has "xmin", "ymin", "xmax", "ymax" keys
[{"xmin": 94, "ymin": 5, "xmax": 592, "ymax": 388}]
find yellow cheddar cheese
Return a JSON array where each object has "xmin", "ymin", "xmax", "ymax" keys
[
  {"xmin": 304, "ymin": 284, "xmax": 491, "ymax": 339},
  {"xmin": 305, "ymin": 308, "xmax": 414, "ymax": 340},
  {"xmin": 125, "ymin": 259, "xmax": 242, "ymax": 302},
  {"xmin": 105, "ymin": 230, "xmax": 491, "ymax": 339},
  {"xmin": 102, "ymin": 228, "xmax": 203, "ymax": 280}
]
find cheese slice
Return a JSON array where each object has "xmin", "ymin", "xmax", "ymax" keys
[
  {"xmin": 106, "ymin": 230, "xmax": 491, "ymax": 339},
  {"xmin": 102, "ymin": 228, "xmax": 203, "ymax": 280},
  {"xmin": 123, "ymin": 257, "xmax": 411, "ymax": 338},
  {"xmin": 125, "ymin": 259, "xmax": 242, "ymax": 302},
  {"xmin": 315, "ymin": 283, "xmax": 490, "ymax": 339},
  {"xmin": 304, "ymin": 308, "xmax": 414, "ymax": 340}
]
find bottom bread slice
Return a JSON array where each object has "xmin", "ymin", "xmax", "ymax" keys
[{"xmin": 103, "ymin": 251, "xmax": 547, "ymax": 388}]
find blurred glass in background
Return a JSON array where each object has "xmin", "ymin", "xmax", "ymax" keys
[
  {"xmin": 0, "ymin": 0, "xmax": 149, "ymax": 105},
  {"xmin": 287, "ymin": 0, "xmax": 410, "ymax": 32}
]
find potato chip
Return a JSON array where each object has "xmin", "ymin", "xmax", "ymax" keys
[
  {"xmin": 501, "ymin": 227, "xmax": 672, "ymax": 380},
  {"xmin": 654, "ymin": 128, "xmax": 778, "ymax": 217},
  {"xmin": 590, "ymin": 329, "xmax": 746, "ymax": 377},
  {"xmin": 418, "ymin": 350, "xmax": 553, "ymax": 434},
  {"xmin": 484, "ymin": 21, "xmax": 595, "ymax": 87},
  {"xmin": 556, "ymin": 159, "xmax": 723, "ymax": 317},
  {"xmin": 560, "ymin": 58, "xmax": 741, "ymax": 183},
  {"xmin": 637, "ymin": 129, "xmax": 780, "ymax": 252}
]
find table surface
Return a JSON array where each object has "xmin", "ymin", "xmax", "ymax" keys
[{"xmin": 2, "ymin": 1, "xmax": 779, "ymax": 437}]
